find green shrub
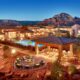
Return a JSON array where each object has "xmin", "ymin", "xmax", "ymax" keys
[{"xmin": 68, "ymin": 64, "xmax": 78, "ymax": 75}]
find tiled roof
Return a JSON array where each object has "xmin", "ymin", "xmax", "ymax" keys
[{"xmin": 34, "ymin": 36, "xmax": 77, "ymax": 45}]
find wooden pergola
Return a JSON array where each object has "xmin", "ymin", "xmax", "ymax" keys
[{"xmin": 34, "ymin": 36, "xmax": 76, "ymax": 61}]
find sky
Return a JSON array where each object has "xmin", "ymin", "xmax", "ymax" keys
[{"xmin": 0, "ymin": 0, "xmax": 80, "ymax": 21}]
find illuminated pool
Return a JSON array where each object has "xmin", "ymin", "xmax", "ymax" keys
[{"xmin": 16, "ymin": 40, "xmax": 43, "ymax": 47}]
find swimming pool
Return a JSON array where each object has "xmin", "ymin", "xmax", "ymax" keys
[{"xmin": 16, "ymin": 40, "xmax": 43, "ymax": 47}]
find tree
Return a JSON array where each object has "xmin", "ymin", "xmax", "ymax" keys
[
  {"xmin": 3, "ymin": 45, "xmax": 11, "ymax": 58},
  {"xmin": 51, "ymin": 61, "xmax": 65, "ymax": 80}
]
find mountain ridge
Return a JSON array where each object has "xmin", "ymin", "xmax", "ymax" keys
[
  {"xmin": 0, "ymin": 13, "xmax": 80, "ymax": 28},
  {"xmin": 39, "ymin": 13, "xmax": 80, "ymax": 26}
]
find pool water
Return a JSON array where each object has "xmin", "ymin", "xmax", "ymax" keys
[{"xmin": 16, "ymin": 40, "xmax": 43, "ymax": 47}]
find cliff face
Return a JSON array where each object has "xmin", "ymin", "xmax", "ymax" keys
[
  {"xmin": 39, "ymin": 13, "xmax": 80, "ymax": 26},
  {"xmin": 53, "ymin": 13, "xmax": 73, "ymax": 21}
]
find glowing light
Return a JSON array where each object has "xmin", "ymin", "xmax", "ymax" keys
[{"xmin": 11, "ymin": 48, "xmax": 16, "ymax": 54}]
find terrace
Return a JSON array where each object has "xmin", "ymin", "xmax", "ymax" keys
[{"xmin": 34, "ymin": 36, "xmax": 76, "ymax": 60}]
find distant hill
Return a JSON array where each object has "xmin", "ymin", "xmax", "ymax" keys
[
  {"xmin": 38, "ymin": 13, "xmax": 80, "ymax": 27},
  {"xmin": 0, "ymin": 20, "xmax": 41, "ymax": 28},
  {"xmin": 0, "ymin": 20, "xmax": 21, "ymax": 28}
]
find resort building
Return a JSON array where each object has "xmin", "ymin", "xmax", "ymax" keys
[
  {"xmin": 71, "ymin": 24, "xmax": 80, "ymax": 37},
  {"xmin": 0, "ymin": 28, "xmax": 34, "ymax": 41},
  {"xmin": 0, "ymin": 26, "xmax": 79, "ymax": 80}
]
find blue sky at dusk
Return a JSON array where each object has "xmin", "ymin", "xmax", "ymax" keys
[{"xmin": 0, "ymin": 0, "xmax": 80, "ymax": 20}]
